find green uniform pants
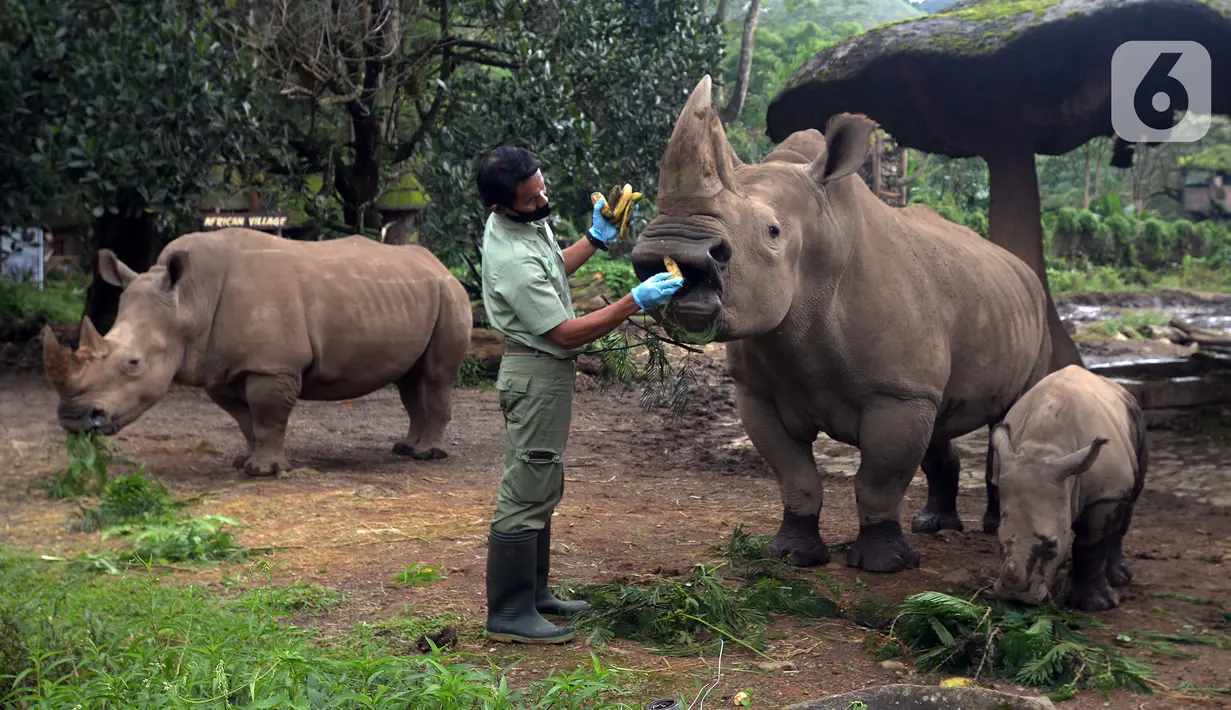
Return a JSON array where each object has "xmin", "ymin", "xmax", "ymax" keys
[{"xmin": 490, "ymin": 353, "xmax": 577, "ymax": 534}]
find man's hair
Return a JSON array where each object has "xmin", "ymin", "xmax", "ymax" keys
[{"xmin": 476, "ymin": 146, "xmax": 541, "ymax": 209}]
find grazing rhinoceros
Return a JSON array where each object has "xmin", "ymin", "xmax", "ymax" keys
[
  {"xmin": 630, "ymin": 75, "xmax": 1052, "ymax": 572},
  {"xmin": 989, "ymin": 365, "xmax": 1147, "ymax": 612},
  {"xmin": 42, "ymin": 227, "xmax": 473, "ymax": 476}
]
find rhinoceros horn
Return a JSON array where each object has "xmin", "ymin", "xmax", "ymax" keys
[
  {"xmin": 78, "ymin": 316, "xmax": 107, "ymax": 354},
  {"xmin": 658, "ymin": 75, "xmax": 742, "ymax": 201},
  {"xmin": 42, "ymin": 326, "xmax": 74, "ymax": 383}
]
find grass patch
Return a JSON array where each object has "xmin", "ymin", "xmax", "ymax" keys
[
  {"xmin": 235, "ymin": 581, "xmax": 346, "ymax": 616},
  {"xmin": 872, "ymin": 591, "xmax": 1154, "ymax": 696},
  {"xmin": 0, "ymin": 551, "xmax": 637, "ymax": 708},
  {"xmin": 392, "ymin": 562, "xmax": 446, "ymax": 587},
  {"xmin": 102, "ymin": 515, "xmax": 249, "ymax": 565}
]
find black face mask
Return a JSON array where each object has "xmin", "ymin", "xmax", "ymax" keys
[{"xmin": 508, "ymin": 203, "xmax": 552, "ymax": 223}]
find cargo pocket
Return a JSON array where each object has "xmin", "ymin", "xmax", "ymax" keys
[
  {"xmin": 512, "ymin": 447, "xmax": 564, "ymax": 505},
  {"xmin": 495, "ymin": 374, "xmax": 531, "ymax": 423}
]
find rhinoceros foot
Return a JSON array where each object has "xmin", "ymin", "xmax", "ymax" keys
[
  {"xmin": 845, "ymin": 521, "xmax": 921, "ymax": 573},
  {"xmin": 910, "ymin": 509, "xmax": 964, "ymax": 535},
  {"xmin": 767, "ymin": 511, "xmax": 830, "ymax": 566},
  {"xmin": 1067, "ymin": 578, "xmax": 1118, "ymax": 612},
  {"xmin": 232, "ymin": 453, "xmax": 249, "ymax": 470},
  {"xmin": 1107, "ymin": 557, "xmax": 1132, "ymax": 588},
  {"xmin": 392, "ymin": 442, "xmax": 448, "ymax": 460},
  {"xmin": 242, "ymin": 452, "xmax": 289, "ymax": 477}
]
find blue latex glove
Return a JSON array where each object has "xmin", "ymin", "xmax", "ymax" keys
[
  {"xmin": 588, "ymin": 198, "xmax": 619, "ymax": 244},
  {"xmin": 631, "ymin": 271, "xmax": 684, "ymax": 310},
  {"xmin": 588, "ymin": 199, "xmax": 639, "ymax": 244}
]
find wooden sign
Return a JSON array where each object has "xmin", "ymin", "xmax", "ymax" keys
[{"xmin": 201, "ymin": 213, "xmax": 288, "ymax": 231}]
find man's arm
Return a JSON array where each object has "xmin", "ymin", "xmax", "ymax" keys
[
  {"xmin": 542, "ymin": 293, "xmax": 641, "ymax": 351},
  {"xmin": 562, "ymin": 236, "xmax": 598, "ymax": 276}
]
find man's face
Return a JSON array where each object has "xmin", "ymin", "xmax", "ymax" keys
[{"xmin": 495, "ymin": 170, "xmax": 548, "ymax": 216}]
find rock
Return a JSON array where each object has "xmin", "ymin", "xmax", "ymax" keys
[
  {"xmin": 877, "ymin": 660, "xmax": 907, "ymax": 671},
  {"xmin": 941, "ymin": 567, "xmax": 978, "ymax": 589},
  {"xmin": 468, "ymin": 328, "xmax": 506, "ymax": 374},
  {"xmin": 783, "ymin": 684, "xmax": 1056, "ymax": 710},
  {"xmin": 756, "ymin": 660, "xmax": 798, "ymax": 673},
  {"xmin": 935, "ymin": 529, "xmax": 965, "ymax": 543}
]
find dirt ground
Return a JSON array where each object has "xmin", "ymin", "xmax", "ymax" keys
[{"xmin": 2, "ymin": 303, "xmax": 1230, "ymax": 708}]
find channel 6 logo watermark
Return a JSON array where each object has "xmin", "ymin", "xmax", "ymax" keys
[{"xmin": 1112, "ymin": 41, "xmax": 1211, "ymax": 143}]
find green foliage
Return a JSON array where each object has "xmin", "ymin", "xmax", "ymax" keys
[
  {"xmin": 415, "ymin": 0, "xmax": 722, "ymax": 268},
  {"xmin": 0, "ymin": 552, "xmax": 636, "ymax": 708},
  {"xmin": 0, "ymin": 0, "xmax": 287, "ymax": 232},
  {"xmin": 235, "ymin": 582, "xmax": 346, "ymax": 616},
  {"xmin": 877, "ymin": 592, "xmax": 1154, "ymax": 694},
  {"xmin": 456, "ymin": 354, "xmax": 496, "ymax": 389},
  {"xmin": 0, "ymin": 278, "xmax": 85, "ymax": 342},
  {"xmin": 71, "ymin": 473, "xmax": 183, "ymax": 533},
  {"xmin": 103, "ymin": 515, "xmax": 248, "ymax": 565},
  {"xmin": 45, "ymin": 432, "xmax": 129, "ymax": 500},
  {"xmin": 588, "ymin": 326, "xmax": 699, "ymax": 421},
  {"xmin": 574, "ymin": 253, "xmax": 639, "ymax": 299},
  {"xmin": 566, "ymin": 562, "xmax": 835, "ymax": 657},
  {"xmin": 564, "ymin": 527, "xmax": 837, "ymax": 658}
]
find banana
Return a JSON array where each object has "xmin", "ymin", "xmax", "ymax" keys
[
  {"xmin": 619, "ymin": 199, "xmax": 635, "ymax": 239},
  {"xmin": 663, "ymin": 256, "xmax": 683, "ymax": 280},
  {"xmin": 591, "ymin": 183, "xmax": 646, "ymax": 239}
]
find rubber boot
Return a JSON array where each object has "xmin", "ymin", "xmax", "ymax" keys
[
  {"xmin": 485, "ymin": 528, "xmax": 576, "ymax": 644},
  {"xmin": 535, "ymin": 521, "xmax": 590, "ymax": 619}
]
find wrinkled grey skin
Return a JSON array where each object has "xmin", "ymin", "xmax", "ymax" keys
[
  {"xmin": 631, "ymin": 76, "xmax": 1053, "ymax": 573},
  {"xmin": 991, "ymin": 365, "xmax": 1147, "ymax": 612},
  {"xmin": 43, "ymin": 228, "xmax": 472, "ymax": 477}
]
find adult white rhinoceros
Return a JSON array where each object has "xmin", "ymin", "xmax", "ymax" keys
[
  {"xmin": 631, "ymin": 76, "xmax": 1052, "ymax": 572},
  {"xmin": 43, "ymin": 227, "xmax": 473, "ymax": 477}
]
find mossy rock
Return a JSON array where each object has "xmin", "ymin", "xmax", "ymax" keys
[{"xmin": 768, "ymin": 0, "xmax": 1231, "ymax": 157}]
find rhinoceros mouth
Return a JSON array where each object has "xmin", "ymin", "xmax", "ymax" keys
[{"xmin": 629, "ymin": 220, "xmax": 729, "ymax": 341}]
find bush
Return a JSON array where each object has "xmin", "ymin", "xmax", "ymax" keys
[{"xmin": 0, "ymin": 278, "xmax": 84, "ymax": 341}]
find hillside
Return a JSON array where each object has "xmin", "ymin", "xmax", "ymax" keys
[{"xmin": 793, "ymin": 0, "xmax": 924, "ymax": 29}]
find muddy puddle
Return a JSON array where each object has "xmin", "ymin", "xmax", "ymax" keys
[{"xmin": 1057, "ymin": 290, "xmax": 1231, "ymax": 331}]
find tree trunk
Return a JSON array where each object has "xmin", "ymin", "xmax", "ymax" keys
[
  {"xmin": 1081, "ymin": 143, "xmax": 1092, "ymax": 209},
  {"xmin": 721, "ymin": 0, "xmax": 760, "ymax": 124},
  {"xmin": 84, "ymin": 209, "xmax": 159, "ymax": 334},
  {"xmin": 713, "ymin": 0, "xmax": 730, "ymax": 106},
  {"xmin": 382, "ymin": 213, "xmax": 418, "ymax": 245},
  {"xmin": 984, "ymin": 141, "xmax": 1083, "ymax": 372}
]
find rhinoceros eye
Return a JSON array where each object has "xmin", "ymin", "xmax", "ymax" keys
[{"xmin": 768, "ymin": 224, "xmax": 781, "ymax": 238}]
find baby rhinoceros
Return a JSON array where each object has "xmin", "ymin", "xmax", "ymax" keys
[{"xmin": 989, "ymin": 365, "xmax": 1147, "ymax": 612}]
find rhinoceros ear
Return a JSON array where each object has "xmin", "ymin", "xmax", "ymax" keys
[
  {"xmin": 1046, "ymin": 437, "xmax": 1109, "ymax": 482},
  {"xmin": 97, "ymin": 249, "xmax": 138, "ymax": 289},
  {"xmin": 990, "ymin": 423, "xmax": 1016, "ymax": 483},
  {"xmin": 154, "ymin": 251, "xmax": 190, "ymax": 294},
  {"xmin": 808, "ymin": 113, "xmax": 878, "ymax": 186},
  {"xmin": 658, "ymin": 75, "xmax": 741, "ymax": 200}
]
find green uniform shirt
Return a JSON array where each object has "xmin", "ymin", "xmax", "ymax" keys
[{"xmin": 480, "ymin": 212, "xmax": 583, "ymax": 359}]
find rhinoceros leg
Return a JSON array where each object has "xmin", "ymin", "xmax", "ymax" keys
[
  {"xmin": 205, "ymin": 388, "xmax": 257, "ymax": 469},
  {"xmin": 737, "ymin": 390, "xmax": 829, "ymax": 566},
  {"xmin": 241, "ymin": 373, "xmax": 298, "ymax": 477},
  {"xmin": 1106, "ymin": 503, "xmax": 1134, "ymax": 588},
  {"xmin": 981, "ymin": 430, "xmax": 1001, "ymax": 535},
  {"xmin": 392, "ymin": 351, "xmax": 456, "ymax": 461},
  {"xmin": 910, "ymin": 438, "xmax": 964, "ymax": 534},
  {"xmin": 846, "ymin": 400, "xmax": 931, "ymax": 573},
  {"xmin": 1065, "ymin": 501, "xmax": 1123, "ymax": 612}
]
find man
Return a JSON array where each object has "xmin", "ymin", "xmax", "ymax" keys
[{"xmin": 477, "ymin": 146, "xmax": 682, "ymax": 644}]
